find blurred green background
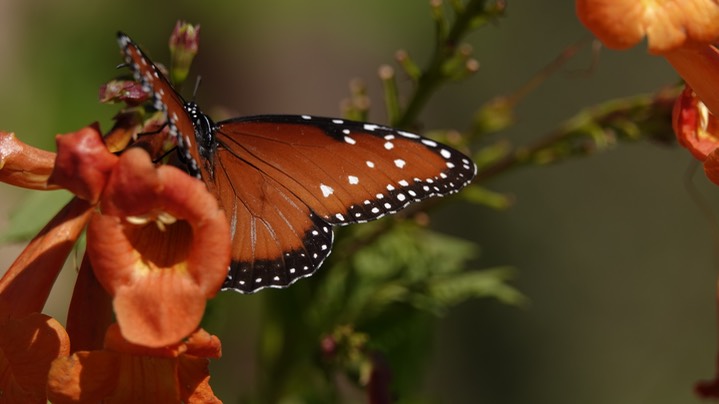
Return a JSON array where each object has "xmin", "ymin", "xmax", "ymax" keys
[{"xmin": 0, "ymin": 1, "xmax": 716, "ymax": 403}]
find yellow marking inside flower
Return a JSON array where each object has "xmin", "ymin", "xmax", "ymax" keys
[
  {"xmin": 699, "ymin": 100, "xmax": 709, "ymax": 132},
  {"xmin": 125, "ymin": 215, "xmax": 150, "ymax": 225},
  {"xmin": 123, "ymin": 215, "xmax": 192, "ymax": 274},
  {"xmin": 696, "ymin": 99, "xmax": 719, "ymax": 143}
]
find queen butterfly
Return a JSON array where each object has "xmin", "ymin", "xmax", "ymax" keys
[{"xmin": 116, "ymin": 32, "xmax": 476, "ymax": 293}]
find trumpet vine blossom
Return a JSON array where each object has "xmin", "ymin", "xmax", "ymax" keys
[{"xmin": 577, "ymin": 0, "xmax": 719, "ymax": 399}]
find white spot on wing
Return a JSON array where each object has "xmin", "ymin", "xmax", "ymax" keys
[
  {"xmin": 398, "ymin": 130, "xmax": 420, "ymax": 139},
  {"xmin": 344, "ymin": 136, "xmax": 356, "ymax": 145},
  {"xmin": 440, "ymin": 149, "xmax": 452, "ymax": 159},
  {"xmin": 384, "ymin": 141, "xmax": 394, "ymax": 150},
  {"xmin": 366, "ymin": 161, "xmax": 375, "ymax": 168},
  {"xmin": 394, "ymin": 159, "xmax": 406, "ymax": 168},
  {"xmin": 320, "ymin": 184, "xmax": 334, "ymax": 197},
  {"xmin": 348, "ymin": 175, "xmax": 359, "ymax": 184}
]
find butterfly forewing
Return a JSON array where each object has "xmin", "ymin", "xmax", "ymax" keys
[
  {"xmin": 117, "ymin": 32, "xmax": 476, "ymax": 293},
  {"xmin": 215, "ymin": 115, "xmax": 476, "ymax": 225},
  {"xmin": 117, "ymin": 33, "xmax": 204, "ymax": 177}
]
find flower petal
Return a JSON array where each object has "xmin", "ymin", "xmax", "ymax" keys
[
  {"xmin": 576, "ymin": 0, "xmax": 719, "ymax": 53},
  {"xmin": 0, "ymin": 131, "xmax": 58, "ymax": 190},
  {"xmin": 48, "ymin": 350, "xmax": 121, "ymax": 403},
  {"xmin": 179, "ymin": 328, "xmax": 222, "ymax": 403},
  {"xmin": 0, "ymin": 197, "xmax": 92, "ymax": 319},
  {"xmin": 704, "ymin": 148, "xmax": 719, "ymax": 185},
  {"xmin": 66, "ymin": 255, "xmax": 114, "ymax": 353},
  {"xmin": 664, "ymin": 45, "xmax": 719, "ymax": 118},
  {"xmin": 184, "ymin": 328, "xmax": 222, "ymax": 359},
  {"xmin": 48, "ymin": 324, "xmax": 221, "ymax": 403},
  {"xmin": 0, "ymin": 313, "xmax": 70, "ymax": 403},
  {"xmin": 49, "ymin": 124, "xmax": 119, "ymax": 204},
  {"xmin": 178, "ymin": 355, "xmax": 222, "ymax": 404},
  {"xmin": 99, "ymin": 80, "xmax": 150, "ymax": 106},
  {"xmin": 672, "ymin": 85, "xmax": 719, "ymax": 160}
]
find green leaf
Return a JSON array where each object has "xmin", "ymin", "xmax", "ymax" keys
[
  {"xmin": 1, "ymin": 190, "xmax": 74, "ymax": 242},
  {"xmin": 428, "ymin": 267, "xmax": 526, "ymax": 307}
]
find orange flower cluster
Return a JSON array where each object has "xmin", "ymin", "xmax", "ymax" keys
[
  {"xmin": 576, "ymin": 0, "xmax": 719, "ymax": 399},
  {"xmin": 0, "ymin": 23, "xmax": 229, "ymax": 401}
]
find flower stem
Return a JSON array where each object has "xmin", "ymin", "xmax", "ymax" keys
[{"xmin": 396, "ymin": 0, "xmax": 498, "ymax": 128}]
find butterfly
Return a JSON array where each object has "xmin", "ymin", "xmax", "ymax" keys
[{"xmin": 116, "ymin": 32, "xmax": 476, "ymax": 293}]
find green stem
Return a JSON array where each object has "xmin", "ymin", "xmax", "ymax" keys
[
  {"xmin": 473, "ymin": 88, "xmax": 679, "ymax": 182},
  {"xmin": 396, "ymin": 0, "xmax": 490, "ymax": 128}
]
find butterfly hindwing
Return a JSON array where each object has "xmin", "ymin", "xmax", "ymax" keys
[{"xmin": 211, "ymin": 148, "xmax": 334, "ymax": 291}]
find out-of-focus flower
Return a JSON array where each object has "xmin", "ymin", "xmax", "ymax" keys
[
  {"xmin": 673, "ymin": 76, "xmax": 719, "ymax": 189},
  {"xmin": 577, "ymin": 2, "xmax": 719, "ymax": 399},
  {"xmin": 46, "ymin": 324, "xmax": 221, "ymax": 404},
  {"xmin": 576, "ymin": 0, "xmax": 719, "ymax": 53},
  {"xmin": 576, "ymin": 0, "xmax": 719, "ymax": 116},
  {"xmin": 99, "ymin": 79, "xmax": 150, "ymax": 106},
  {"xmin": 169, "ymin": 21, "xmax": 200, "ymax": 86},
  {"xmin": 673, "ymin": 86, "xmax": 719, "ymax": 161}
]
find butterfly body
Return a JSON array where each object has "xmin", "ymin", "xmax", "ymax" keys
[
  {"xmin": 183, "ymin": 102, "xmax": 217, "ymax": 178},
  {"xmin": 117, "ymin": 32, "xmax": 476, "ymax": 293}
]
